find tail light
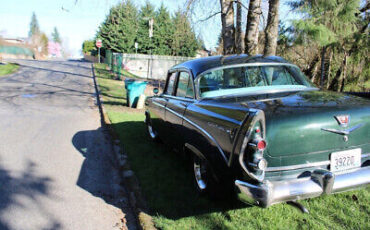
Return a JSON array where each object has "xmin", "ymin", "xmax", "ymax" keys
[
  {"xmin": 239, "ymin": 110, "xmax": 268, "ymax": 182},
  {"xmin": 256, "ymin": 158, "xmax": 268, "ymax": 170},
  {"xmin": 249, "ymin": 138, "xmax": 267, "ymax": 151}
]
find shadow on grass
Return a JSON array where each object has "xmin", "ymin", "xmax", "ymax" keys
[{"xmin": 108, "ymin": 119, "xmax": 248, "ymax": 220}]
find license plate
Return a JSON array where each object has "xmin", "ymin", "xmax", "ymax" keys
[{"xmin": 330, "ymin": 148, "xmax": 361, "ymax": 172}]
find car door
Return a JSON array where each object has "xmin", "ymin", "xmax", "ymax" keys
[
  {"xmin": 164, "ymin": 70, "xmax": 195, "ymax": 151},
  {"xmin": 150, "ymin": 71, "xmax": 177, "ymax": 140}
]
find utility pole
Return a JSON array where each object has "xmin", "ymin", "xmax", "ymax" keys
[{"xmin": 148, "ymin": 18, "xmax": 154, "ymax": 79}]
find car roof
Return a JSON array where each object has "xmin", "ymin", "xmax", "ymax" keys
[{"xmin": 170, "ymin": 54, "xmax": 291, "ymax": 78}]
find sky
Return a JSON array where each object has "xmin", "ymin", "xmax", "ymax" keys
[{"xmin": 0, "ymin": 0, "xmax": 296, "ymax": 57}]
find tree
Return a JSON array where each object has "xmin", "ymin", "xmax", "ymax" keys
[
  {"xmin": 264, "ymin": 0, "xmax": 280, "ymax": 56},
  {"xmin": 172, "ymin": 11, "xmax": 200, "ymax": 57},
  {"xmin": 40, "ymin": 33, "xmax": 49, "ymax": 55},
  {"xmin": 245, "ymin": 0, "xmax": 262, "ymax": 55},
  {"xmin": 28, "ymin": 12, "xmax": 40, "ymax": 37},
  {"xmin": 235, "ymin": 0, "xmax": 243, "ymax": 54},
  {"xmin": 220, "ymin": 0, "xmax": 235, "ymax": 54},
  {"xmin": 82, "ymin": 40, "xmax": 96, "ymax": 55},
  {"xmin": 153, "ymin": 3, "xmax": 175, "ymax": 55},
  {"xmin": 136, "ymin": 1, "xmax": 156, "ymax": 54},
  {"xmin": 290, "ymin": 0, "xmax": 363, "ymax": 91},
  {"xmin": 97, "ymin": 0, "xmax": 138, "ymax": 53},
  {"xmin": 52, "ymin": 27, "xmax": 62, "ymax": 43}
]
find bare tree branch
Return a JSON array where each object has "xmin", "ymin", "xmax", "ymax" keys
[{"xmin": 197, "ymin": 11, "xmax": 222, "ymax": 23}]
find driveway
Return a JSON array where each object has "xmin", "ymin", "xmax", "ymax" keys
[{"xmin": 0, "ymin": 60, "xmax": 136, "ymax": 230}]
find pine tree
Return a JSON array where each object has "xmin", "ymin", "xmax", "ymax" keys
[
  {"xmin": 52, "ymin": 27, "xmax": 62, "ymax": 43},
  {"xmin": 172, "ymin": 11, "xmax": 200, "ymax": 57},
  {"xmin": 97, "ymin": 0, "xmax": 138, "ymax": 53},
  {"xmin": 136, "ymin": 1, "xmax": 156, "ymax": 54},
  {"xmin": 28, "ymin": 12, "xmax": 40, "ymax": 37},
  {"xmin": 152, "ymin": 3, "xmax": 174, "ymax": 55},
  {"xmin": 290, "ymin": 0, "xmax": 361, "ymax": 91}
]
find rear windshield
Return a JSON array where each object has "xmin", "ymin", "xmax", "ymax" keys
[{"xmin": 198, "ymin": 64, "xmax": 316, "ymax": 98}]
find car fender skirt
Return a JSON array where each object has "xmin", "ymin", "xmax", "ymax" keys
[{"xmin": 235, "ymin": 166, "xmax": 370, "ymax": 207}]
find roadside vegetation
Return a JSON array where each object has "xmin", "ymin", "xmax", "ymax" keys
[
  {"xmin": 85, "ymin": 0, "xmax": 369, "ymax": 93},
  {"xmin": 0, "ymin": 63, "xmax": 19, "ymax": 76},
  {"xmin": 94, "ymin": 63, "xmax": 370, "ymax": 230}
]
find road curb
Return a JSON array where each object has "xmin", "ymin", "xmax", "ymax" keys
[{"xmin": 91, "ymin": 64, "xmax": 156, "ymax": 230}]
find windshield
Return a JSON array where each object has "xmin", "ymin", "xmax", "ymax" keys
[{"xmin": 198, "ymin": 64, "xmax": 316, "ymax": 98}]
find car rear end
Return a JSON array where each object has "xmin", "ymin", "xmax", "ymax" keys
[{"xmin": 234, "ymin": 94, "xmax": 370, "ymax": 207}]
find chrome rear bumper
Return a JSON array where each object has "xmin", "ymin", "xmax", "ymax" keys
[{"xmin": 235, "ymin": 166, "xmax": 370, "ymax": 207}]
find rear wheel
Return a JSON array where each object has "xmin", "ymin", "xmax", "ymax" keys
[
  {"xmin": 192, "ymin": 154, "xmax": 227, "ymax": 199},
  {"xmin": 146, "ymin": 116, "xmax": 160, "ymax": 142},
  {"xmin": 193, "ymin": 155, "xmax": 208, "ymax": 193}
]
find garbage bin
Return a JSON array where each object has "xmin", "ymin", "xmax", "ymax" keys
[{"xmin": 124, "ymin": 79, "xmax": 147, "ymax": 108}]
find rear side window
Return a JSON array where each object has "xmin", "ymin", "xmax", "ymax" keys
[
  {"xmin": 176, "ymin": 72, "xmax": 194, "ymax": 98},
  {"xmin": 165, "ymin": 72, "xmax": 176, "ymax": 95}
]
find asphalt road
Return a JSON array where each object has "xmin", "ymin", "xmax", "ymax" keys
[{"xmin": 0, "ymin": 60, "xmax": 136, "ymax": 230}]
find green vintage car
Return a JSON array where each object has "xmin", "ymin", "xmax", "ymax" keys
[{"xmin": 145, "ymin": 55, "xmax": 370, "ymax": 208}]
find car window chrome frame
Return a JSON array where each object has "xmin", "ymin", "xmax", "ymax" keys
[
  {"xmin": 164, "ymin": 67, "xmax": 197, "ymax": 102},
  {"xmin": 175, "ymin": 70, "xmax": 196, "ymax": 99},
  {"xmin": 194, "ymin": 63, "xmax": 318, "ymax": 100},
  {"xmin": 163, "ymin": 70, "xmax": 178, "ymax": 96}
]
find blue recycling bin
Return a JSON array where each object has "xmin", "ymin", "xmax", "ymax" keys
[{"xmin": 124, "ymin": 79, "xmax": 147, "ymax": 108}]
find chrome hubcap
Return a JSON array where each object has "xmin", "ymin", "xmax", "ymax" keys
[
  {"xmin": 147, "ymin": 122, "xmax": 156, "ymax": 139},
  {"xmin": 194, "ymin": 160, "xmax": 207, "ymax": 190}
]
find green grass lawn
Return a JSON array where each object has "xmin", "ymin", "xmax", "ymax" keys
[
  {"xmin": 94, "ymin": 64, "xmax": 370, "ymax": 230},
  {"xmin": 95, "ymin": 63, "xmax": 141, "ymax": 80},
  {"xmin": 0, "ymin": 63, "xmax": 19, "ymax": 76},
  {"xmin": 94, "ymin": 63, "xmax": 127, "ymax": 110}
]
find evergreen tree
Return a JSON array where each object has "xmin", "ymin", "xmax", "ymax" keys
[
  {"xmin": 172, "ymin": 11, "xmax": 200, "ymax": 57},
  {"xmin": 97, "ymin": 0, "xmax": 138, "ymax": 53},
  {"xmin": 136, "ymin": 1, "xmax": 156, "ymax": 54},
  {"xmin": 290, "ymin": 0, "xmax": 362, "ymax": 91},
  {"xmin": 28, "ymin": 12, "xmax": 40, "ymax": 37},
  {"xmin": 152, "ymin": 3, "xmax": 174, "ymax": 55},
  {"xmin": 52, "ymin": 27, "xmax": 62, "ymax": 43},
  {"xmin": 40, "ymin": 33, "xmax": 49, "ymax": 55}
]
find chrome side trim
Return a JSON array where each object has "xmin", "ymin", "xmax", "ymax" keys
[
  {"xmin": 203, "ymin": 87, "xmax": 318, "ymax": 100},
  {"xmin": 152, "ymin": 101, "xmax": 165, "ymax": 108},
  {"xmin": 266, "ymin": 161, "xmax": 330, "ymax": 172},
  {"xmin": 265, "ymin": 153, "xmax": 370, "ymax": 172},
  {"xmin": 165, "ymin": 107, "xmax": 228, "ymax": 163},
  {"xmin": 163, "ymin": 95, "xmax": 196, "ymax": 102}
]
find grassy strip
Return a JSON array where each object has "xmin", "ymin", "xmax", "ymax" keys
[
  {"xmin": 94, "ymin": 63, "xmax": 127, "ymax": 111},
  {"xmin": 108, "ymin": 111, "xmax": 370, "ymax": 230},
  {"xmin": 0, "ymin": 63, "xmax": 19, "ymax": 76},
  {"xmin": 95, "ymin": 63, "xmax": 141, "ymax": 79},
  {"xmin": 95, "ymin": 63, "xmax": 370, "ymax": 230}
]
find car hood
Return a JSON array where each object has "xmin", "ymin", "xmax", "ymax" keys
[{"xmin": 201, "ymin": 89, "xmax": 370, "ymax": 159}]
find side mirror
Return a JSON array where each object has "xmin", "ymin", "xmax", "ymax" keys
[{"xmin": 153, "ymin": 88, "xmax": 159, "ymax": 95}]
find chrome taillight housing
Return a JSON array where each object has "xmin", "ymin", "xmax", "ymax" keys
[{"xmin": 239, "ymin": 109, "xmax": 268, "ymax": 182}]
